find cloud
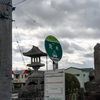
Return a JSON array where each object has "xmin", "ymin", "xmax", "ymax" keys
[
  {"xmin": 84, "ymin": 53, "xmax": 93, "ymax": 58},
  {"xmin": 12, "ymin": 0, "xmax": 100, "ymax": 70}
]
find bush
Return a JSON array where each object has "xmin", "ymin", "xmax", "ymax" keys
[{"xmin": 65, "ymin": 73, "xmax": 80, "ymax": 99}]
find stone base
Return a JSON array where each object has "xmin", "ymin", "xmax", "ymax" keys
[
  {"xmin": 85, "ymin": 80, "xmax": 100, "ymax": 92},
  {"xmin": 84, "ymin": 92, "xmax": 100, "ymax": 100},
  {"xmin": 14, "ymin": 76, "xmax": 44, "ymax": 100}
]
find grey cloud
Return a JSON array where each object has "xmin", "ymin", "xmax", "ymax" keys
[
  {"xmin": 71, "ymin": 43, "xmax": 85, "ymax": 51},
  {"xmin": 38, "ymin": 40, "xmax": 46, "ymax": 52},
  {"xmin": 60, "ymin": 58, "xmax": 94, "ymax": 69},
  {"xmin": 13, "ymin": 45, "xmax": 30, "ymax": 54},
  {"xmin": 13, "ymin": 0, "xmax": 66, "ymax": 28},
  {"xmin": 51, "ymin": 0, "xmax": 99, "ymax": 13},
  {"xmin": 50, "ymin": 0, "xmax": 100, "ymax": 30},
  {"xmin": 37, "ymin": 38, "xmax": 87, "ymax": 55},
  {"xmin": 13, "ymin": 48, "xmax": 20, "ymax": 54},
  {"xmin": 13, "ymin": 0, "xmax": 100, "ymax": 40},
  {"xmin": 59, "ymin": 40, "xmax": 85, "ymax": 54},
  {"xmin": 12, "ymin": 0, "xmax": 100, "ymax": 70},
  {"xmin": 13, "ymin": 0, "xmax": 100, "ymax": 29},
  {"xmin": 60, "ymin": 40, "xmax": 74, "ymax": 53},
  {"xmin": 84, "ymin": 53, "xmax": 93, "ymax": 58}
]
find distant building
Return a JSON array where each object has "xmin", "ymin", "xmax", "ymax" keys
[
  {"xmin": 65, "ymin": 67, "xmax": 95, "ymax": 88},
  {"xmin": 81, "ymin": 68, "xmax": 95, "ymax": 81},
  {"xmin": 12, "ymin": 67, "xmax": 94, "ymax": 90},
  {"xmin": 12, "ymin": 70, "xmax": 28, "ymax": 90},
  {"xmin": 12, "ymin": 70, "xmax": 44, "ymax": 91}
]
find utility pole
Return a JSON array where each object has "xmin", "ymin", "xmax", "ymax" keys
[{"xmin": 0, "ymin": 0, "xmax": 12, "ymax": 100}]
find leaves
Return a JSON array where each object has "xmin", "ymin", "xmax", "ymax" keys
[{"xmin": 65, "ymin": 73, "xmax": 80, "ymax": 98}]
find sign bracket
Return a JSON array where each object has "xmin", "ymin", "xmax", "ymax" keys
[{"xmin": 0, "ymin": 13, "xmax": 14, "ymax": 21}]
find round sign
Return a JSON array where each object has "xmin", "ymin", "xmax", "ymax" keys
[{"xmin": 45, "ymin": 35, "xmax": 62, "ymax": 62}]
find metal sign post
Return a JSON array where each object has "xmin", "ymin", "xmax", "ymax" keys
[{"xmin": 53, "ymin": 61, "xmax": 58, "ymax": 71}]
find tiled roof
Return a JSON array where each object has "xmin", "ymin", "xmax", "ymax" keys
[
  {"xmin": 13, "ymin": 70, "xmax": 28, "ymax": 74},
  {"xmin": 23, "ymin": 45, "xmax": 47, "ymax": 57}
]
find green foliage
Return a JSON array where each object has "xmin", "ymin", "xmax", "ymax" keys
[
  {"xmin": 27, "ymin": 69, "xmax": 34, "ymax": 75},
  {"xmin": 65, "ymin": 73, "xmax": 80, "ymax": 99}
]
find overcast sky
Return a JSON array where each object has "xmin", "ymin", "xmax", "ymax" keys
[{"xmin": 12, "ymin": 0, "xmax": 100, "ymax": 71}]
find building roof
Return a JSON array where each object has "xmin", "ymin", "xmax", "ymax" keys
[
  {"xmin": 81, "ymin": 68, "xmax": 93, "ymax": 72},
  {"xmin": 12, "ymin": 71, "xmax": 14, "ymax": 74},
  {"xmin": 12, "ymin": 70, "xmax": 44, "ymax": 75},
  {"xmin": 81, "ymin": 68, "xmax": 95, "ymax": 76},
  {"xmin": 66, "ymin": 67, "xmax": 95, "ymax": 76},
  {"xmin": 23, "ymin": 70, "xmax": 28, "ymax": 74},
  {"xmin": 13, "ymin": 70, "xmax": 28, "ymax": 74},
  {"xmin": 23, "ymin": 45, "xmax": 47, "ymax": 57},
  {"xmin": 66, "ymin": 67, "xmax": 89, "ymax": 72}
]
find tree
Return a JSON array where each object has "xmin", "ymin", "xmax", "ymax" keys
[{"xmin": 65, "ymin": 73, "xmax": 80, "ymax": 100}]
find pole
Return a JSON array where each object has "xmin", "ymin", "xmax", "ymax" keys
[
  {"xmin": 46, "ymin": 56, "xmax": 48, "ymax": 71},
  {"xmin": 53, "ymin": 61, "xmax": 58, "ymax": 71},
  {"xmin": 0, "ymin": 0, "xmax": 12, "ymax": 100},
  {"xmin": 80, "ymin": 88, "xmax": 85, "ymax": 100}
]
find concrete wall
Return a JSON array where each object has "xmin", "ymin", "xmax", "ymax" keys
[
  {"xmin": 82, "ymin": 71, "xmax": 89, "ymax": 86},
  {"xmin": 0, "ymin": 0, "xmax": 12, "ymax": 100}
]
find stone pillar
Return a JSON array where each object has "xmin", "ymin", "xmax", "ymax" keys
[
  {"xmin": 84, "ymin": 43, "xmax": 100, "ymax": 100},
  {"xmin": 0, "ymin": 0, "xmax": 12, "ymax": 100},
  {"xmin": 94, "ymin": 43, "xmax": 100, "ymax": 80}
]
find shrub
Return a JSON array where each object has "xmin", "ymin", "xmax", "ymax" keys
[{"xmin": 65, "ymin": 73, "xmax": 80, "ymax": 99}]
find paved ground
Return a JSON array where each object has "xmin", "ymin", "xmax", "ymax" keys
[{"xmin": 12, "ymin": 93, "xmax": 18, "ymax": 99}]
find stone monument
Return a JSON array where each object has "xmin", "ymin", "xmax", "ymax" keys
[
  {"xmin": 85, "ymin": 43, "xmax": 100, "ymax": 99},
  {"xmin": 94, "ymin": 43, "xmax": 100, "ymax": 81},
  {"xmin": 15, "ymin": 46, "xmax": 47, "ymax": 100}
]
